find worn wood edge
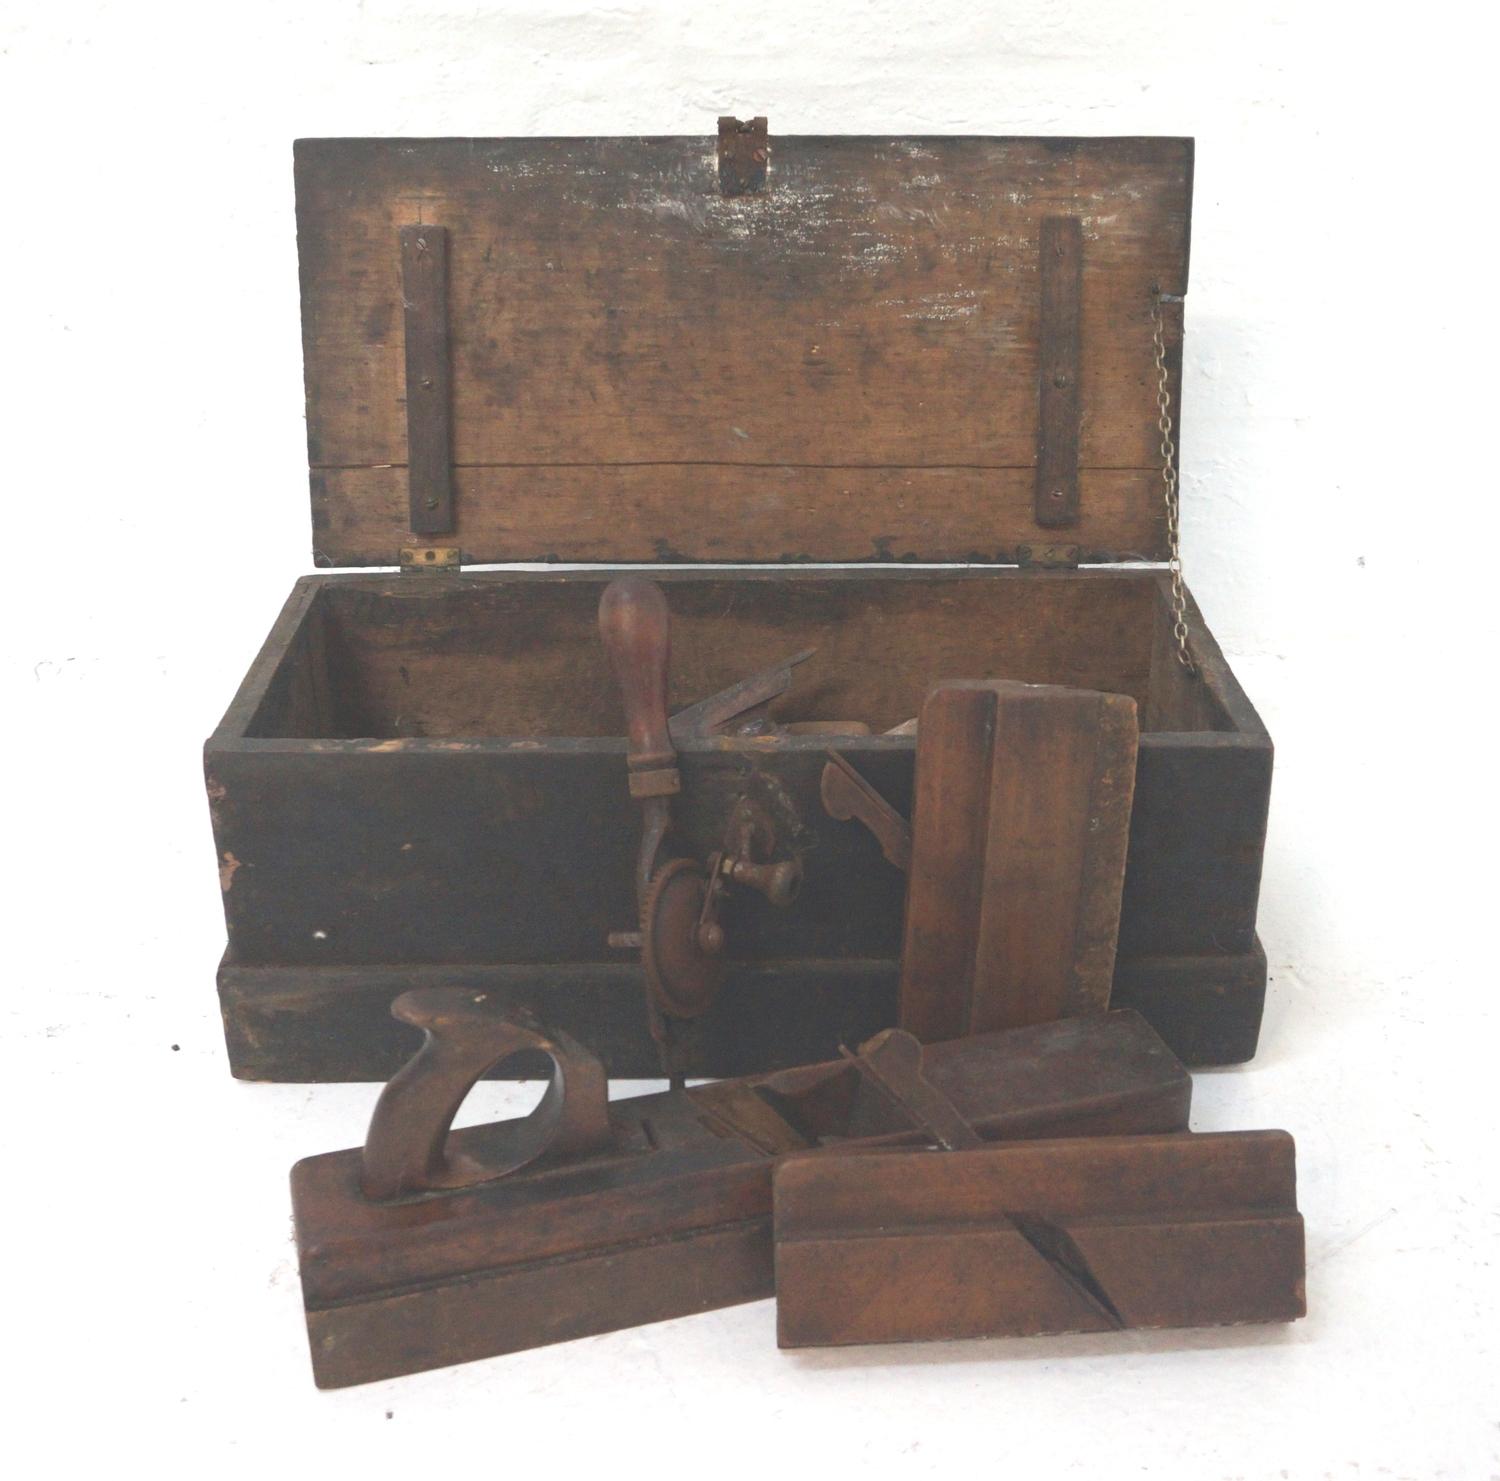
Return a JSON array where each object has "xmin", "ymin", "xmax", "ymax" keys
[
  {"xmin": 1067, "ymin": 692, "xmax": 1139, "ymax": 1013},
  {"xmin": 212, "ymin": 732, "xmax": 1270, "ymax": 757},
  {"xmin": 772, "ymin": 1127, "xmax": 1297, "ymax": 1219},
  {"xmin": 1163, "ymin": 575, "xmax": 1270, "ymax": 740},
  {"xmin": 218, "ymin": 953, "xmax": 899, "ymax": 1081},
  {"xmin": 214, "ymin": 939, "xmax": 1264, "ymax": 1078},
  {"xmin": 203, "ymin": 572, "xmax": 1268, "ymax": 758},
  {"xmin": 207, "ymin": 576, "xmax": 324, "ymax": 744},
  {"xmin": 204, "ymin": 732, "xmax": 917, "ymax": 757},
  {"xmin": 309, "ymin": 466, "xmax": 1172, "ymax": 569},
  {"xmin": 303, "ymin": 1215, "xmax": 773, "ymax": 1387},
  {"xmin": 294, "ymin": 134, "xmax": 1194, "ymax": 152},
  {"xmin": 222, "ymin": 954, "xmax": 893, "ymax": 1006},
  {"xmin": 1110, "ymin": 937, "xmax": 1267, "ymax": 1066},
  {"xmin": 280, "ymin": 566, "xmax": 1184, "ymax": 591},
  {"xmin": 1179, "ymin": 137, "xmax": 1195, "ymax": 292}
]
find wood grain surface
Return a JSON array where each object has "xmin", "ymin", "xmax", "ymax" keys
[
  {"xmin": 899, "ymin": 681, "xmax": 1139, "ymax": 1039},
  {"xmin": 774, "ymin": 1130, "xmax": 1305, "ymax": 1347},
  {"xmin": 295, "ymin": 136, "xmax": 1190, "ymax": 564}
]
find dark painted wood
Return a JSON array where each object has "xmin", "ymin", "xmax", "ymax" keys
[
  {"xmin": 209, "ymin": 132, "xmax": 1270, "ymax": 1082},
  {"xmin": 219, "ymin": 938, "xmax": 1267, "ymax": 1080},
  {"xmin": 221, "ymin": 957, "xmax": 897, "ymax": 1082},
  {"xmin": 214, "ymin": 734, "xmax": 1223, "ymax": 970},
  {"xmin": 1035, "ymin": 215, "xmax": 1083, "ymax": 528},
  {"xmin": 204, "ymin": 567, "xmax": 1271, "ymax": 1077},
  {"xmin": 1111, "ymin": 942, "xmax": 1268, "ymax": 1067},
  {"xmin": 398, "ymin": 225, "xmax": 454, "ymax": 535},
  {"xmin": 292, "ymin": 1007, "xmax": 1191, "ymax": 1385},
  {"xmin": 1122, "ymin": 734, "xmax": 1272, "ymax": 958},
  {"xmin": 774, "ymin": 1130, "xmax": 1305, "ymax": 1347}
]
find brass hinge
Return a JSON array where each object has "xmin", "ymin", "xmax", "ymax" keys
[
  {"xmin": 399, "ymin": 545, "xmax": 461, "ymax": 574},
  {"xmin": 1016, "ymin": 543, "xmax": 1081, "ymax": 570}
]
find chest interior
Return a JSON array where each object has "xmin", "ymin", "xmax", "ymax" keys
[{"xmin": 244, "ymin": 570, "xmax": 1232, "ymax": 743}]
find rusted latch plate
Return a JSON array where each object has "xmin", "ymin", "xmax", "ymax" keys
[
  {"xmin": 399, "ymin": 225, "xmax": 455, "ymax": 536},
  {"xmin": 399, "ymin": 545, "xmax": 461, "ymax": 573},
  {"xmin": 1034, "ymin": 215, "xmax": 1083, "ymax": 529},
  {"xmin": 1016, "ymin": 543, "xmax": 1081, "ymax": 569},
  {"xmin": 718, "ymin": 116, "xmax": 768, "ymax": 196}
]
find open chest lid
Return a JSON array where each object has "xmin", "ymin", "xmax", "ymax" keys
[{"xmin": 295, "ymin": 128, "xmax": 1191, "ymax": 569}]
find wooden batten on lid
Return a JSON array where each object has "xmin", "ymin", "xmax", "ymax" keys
[{"xmin": 294, "ymin": 129, "xmax": 1191, "ymax": 568}]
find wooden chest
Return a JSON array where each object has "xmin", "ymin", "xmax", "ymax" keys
[{"xmin": 205, "ymin": 131, "xmax": 1271, "ymax": 1081}]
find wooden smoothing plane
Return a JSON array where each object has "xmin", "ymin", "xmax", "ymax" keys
[{"xmin": 290, "ymin": 990, "xmax": 1191, "ymax": 1387}]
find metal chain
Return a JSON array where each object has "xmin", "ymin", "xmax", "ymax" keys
[{"xmin": 1150, "ymin": 288, "xmax": 1194, "ymax": 671}]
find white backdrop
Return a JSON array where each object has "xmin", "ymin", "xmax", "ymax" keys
[{"xmin": 5, "ymin": 3, "xmax": 1494, "ymax": 1477}]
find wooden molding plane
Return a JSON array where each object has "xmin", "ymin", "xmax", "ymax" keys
[
  {"xmin": 774, "ymin": 1130, "xmax": 1306, "ymax": 1348},
  {"xmin": 899, "ymin": 680, "xmax": 1140, "ymax": 1040},
  {"xmin": 291, "ymin": 992, "xmax": 1190, "ymax": 1387}
]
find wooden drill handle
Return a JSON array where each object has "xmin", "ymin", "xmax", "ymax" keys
[{"xmin": 599, "ymin": 577, "xmax": 680, "ymax": 798}]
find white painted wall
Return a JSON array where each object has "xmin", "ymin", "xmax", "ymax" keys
[{"xmin": 5, "ymin": 3, "xmax": 1493, "ymax": 1476}]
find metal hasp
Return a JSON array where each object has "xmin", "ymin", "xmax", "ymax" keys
[
  {"xmin": 773, "ymin": 1129, "xmax": 1306, "ymax": 1348},
  {"xmin": 290, "ymin": 1001, "xmax": 1193, "ymax": 1386},
  {"xmin": 399, "ymin": 224, "xmax": 455, "ymax": 536},
  {"xmin": 718, "ymin": 116, "xmax": 768, "ymax": 195},
  {"xmin": 1034, "ymin": 214, "xmax": 1082, "ymax": 528}
]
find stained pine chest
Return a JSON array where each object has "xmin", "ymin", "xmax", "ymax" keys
[{"xmin": 205, "ymin": 128, "xmax": 1271, "ymax": 1080}]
